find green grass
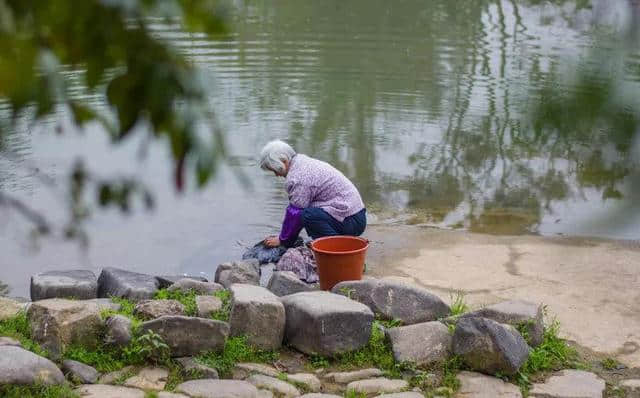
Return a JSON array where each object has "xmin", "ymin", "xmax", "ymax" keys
[
  {"xmin": 154, "ymin": 288, "xmax": 198, "ymax": 316},
  {"xmin": 335, "ymin": 321, "xmax": 396, "ymax": 373},
  {"xmin": 441, "ymin": 356, "xmax": 463, "ymax": 392},
  {"xmin": 344, "ymin": 390, "xmax": 367, "ymax": 398},
  {"xmin": 512, "ymin": 320, "xmax": 582, "ymax": 393},
  {"xmin": 449, "ymin": 291, "xmax": 469, "ymax": 316},
  {"xmin": 196, "ymin": 336, "xmax": 278, "ymax": 377},
  {"xmin": 100, "ymin": 296, "xmax": 142, "ymax": 331},
  {"xmin": 0, "ymin": 384, "xmax": 79, "ymax": 398},
  {"xmin": 602, "ymin": 357, "xmax": 620, "ymax": 370},
  {"xmin": 210, "ymin": 289, "xmax": 232, "ymax": 321},
  {"xmin": 0, "ymin": 311, "xmax": 48, "ymax": 357}
]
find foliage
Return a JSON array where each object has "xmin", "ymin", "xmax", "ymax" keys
[
  {"xmin": 449, "ymin": 291, "xmax": 469, "ymax": 317},
  {"xmin": 602, "ymin": 357, "xmax": 620, "ymax": 370},
  {"xmin": 344, "ymin": 391, "xmax": 367, "ymax": 398},
  {"xmin": 512, "ymin": 320, "xmax": 581, "ymax": 393},
  {"xmin": 441, "ymin": 356, "xmax": 463, "ymax": 392},
  {"xmin": 309, "ymin": 354, "xmax": 329, "ymax": 369},
  {"xmin": 0, "ymin": 0, "xmax": 228, "ymax": 240},
  {"xmin": 154, "ymin": 288, "xmax": 198, "ymax": 316},
  {"xmin": 0, "ymin": 384, "xmax": 79, "ymax": 398},
  {"xmin": 196, "ymin": 336, "xmax": 278, "ymax": 377},
  {"xmin": 100, "ymin": 296, "xmax": 142, "ymax": 331},
  {"xmin": 0, "ymin": 311, "xmax": 48, "ymax": 357},
  {"xmin": 333, "ymin": 321, "xmax": 396, "ymax": 374},
  {"xmin": 210, "ymin": 289, "xmax": 232, "ymax": 322},
  {"xmin": 375, "ymin": 314, "xmax": 402, "ymax": 329}
]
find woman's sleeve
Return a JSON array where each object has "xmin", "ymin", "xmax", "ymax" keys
[{"xmin": 279, "ymin": 204, "xmax": 304, "ymax": 247}]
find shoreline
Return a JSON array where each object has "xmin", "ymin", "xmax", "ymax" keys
[{"xmin": 365, "ymin": 224, "xmax": 640, "ymax": 367}]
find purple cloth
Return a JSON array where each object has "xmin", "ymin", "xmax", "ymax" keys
[
  {"xmin": 279, "ymin": 204, "xmax": 304, "ymax": 243},
  {"xmin": 286, "ymin": 154, "xmax": 364, "ymax": 222}
]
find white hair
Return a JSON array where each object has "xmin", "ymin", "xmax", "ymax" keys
[{"xmin": 259, "ymin": 140, "xmax": 296, "ymax": 173}]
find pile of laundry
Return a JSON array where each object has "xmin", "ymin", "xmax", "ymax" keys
[{"xmin": 242, "ymin": 238, "xmax": 318, "ymax": 283}]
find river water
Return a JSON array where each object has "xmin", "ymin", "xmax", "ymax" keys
[{"xmin": 1, "ymin": 0, "xmax": 640, "ymax": 296}]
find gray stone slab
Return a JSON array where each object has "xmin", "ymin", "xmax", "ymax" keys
[
  {"xmin": 230, "ymin": 284, "xmax": 285, "ymax": 350},
  {"xmin": 0, "ymin": 346, "xmax": 64, "ymax": 385},
  {"xmin": 140, "ymin": 315, "xmax": 229, "ymax": 357},
  {"xmin": 156, "ymin": 275, "xmax": 208, "ymax": 289},
  {"xmin": 196, "ymin": 295, "xmax": 223, "ymax": 318},
  {"xmin": 386, "ymin": 321, "xmax": 451, "ymax": 365},
  {"xmin": 98, "ymin": 267, "xmax": 160, "ymax": 301},
  {"xmin": 75, "ymin": 384, "xmax": 145, "ymax": 398},
  {"xmin": 176, "ymin": 379, "xmax": 259, "ymax": 398},
  {"xmin": 134, "ymin": 299, "xmax": 185, "ymax": 319},
  {"xmin": 267, "ymin": 271, "xmax": 317, "ymax": 297},
  {"xmin": 168, "ymin": 278, "xmax": 223, "ymax": 295},
  {"xmin": 31, "ymin": 270, "xmax": 98, "ymax": 301},
  {"xmin": 529, "ymin": 370, "xmax": 605, "ymax": 398},
  {"xmin": 63, "ymin": 359, "xmax": 100, "ymax": 384},
  {"xmin": 346, "ymin": 378, "xmax": 409, "ymax": 395},
  {"xmin": 455, "ymin": 371, "xmax": 522, "ymax": 398},
  {"xmin": 176, "ymin": 357, "xmax": 219, "ymax": 380},
  {"xmin": 247, "ymin": 374, "xmax": 301, "ymax": 398},
  {"xmin": 105, "ymin": 314, "xmax": 132, "ymax": 347}
]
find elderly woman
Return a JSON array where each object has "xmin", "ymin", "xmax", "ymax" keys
[{"xmin": 260, "ymin": 140, "xmax": 366, "ymax": 248}]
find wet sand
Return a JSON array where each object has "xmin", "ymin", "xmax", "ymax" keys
[{"xmin": 365, "ymin": 225, "xmax": 640, "ymax": 367}]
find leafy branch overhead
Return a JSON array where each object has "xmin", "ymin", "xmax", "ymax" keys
[{"xmin": 0, "ymin": 0, "xmax": 229, "ymax": 239}]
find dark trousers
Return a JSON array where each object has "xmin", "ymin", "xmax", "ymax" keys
[{"xmin": 301, "ymin": 208, "xmax": 367, "ymax": 240}]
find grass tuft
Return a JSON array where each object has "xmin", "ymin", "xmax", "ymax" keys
[
  {"xmin": 0, "ymin": 311, "xmax": 48, "ymax": 357},
  {"xmin": 196, "ymin": 336, "xmax": 278, "ymax": 377},
  {"xmin": 602, "ymin": 357, "xmax": 620, "ymax": 370},
  {"xmin": 449, "ymin": 291, "xmax": 469, "ymax": 317},
  {"xmin": 0, "ymin": 384, "xmax": 79, "ymax": 398},
  {"xmin": 154, "ymin": 289, "xmax": 198, "ymax": 316},
  {"xmin": 210, "ymin": 290, "xmax": 232, "ymax": 321}
]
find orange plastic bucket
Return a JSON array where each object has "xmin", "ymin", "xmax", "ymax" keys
[{"xmin": 311, "ymin": 236, "xmax": 369, "ymax": 291}]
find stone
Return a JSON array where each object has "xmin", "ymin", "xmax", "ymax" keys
[
  {"xmin": 0, "ymin": 346, "xmax": 64, "ymax": 385},
  {"xmin": 529, "ymin": 370, "xmax": 605, "ymax": 398},
  {"xmin": 281, "ymin": 291, "xmax": 374, "ymax": 356},
  {"xmin": 332, "ymin": 279, "xmax": 450, "ymax": 325},
  {"xmin": 215, "ymin": 261, "xmax": 261, "ymax": 288},
  {"xmin": 0, "ymin": 296, "xmax": 25, "ymax": 320},
  {"xmin": 105, "ymin": 314, "xmax": 133, "ymax": 347},
  {"xmin": 267, "ymin": 271, "xmax": 317, "ymax": 297},
  {"xmin": 247, "ymin": 374, "xmax": 301, "ymax": 398},
  {"xmin": 89, "ymin": 298, "xmax": 122, "ymax": 311},
  {"xmin": 622, "ymin": 379, "xmax": 640, "ymax": 389},
  {"xmin": 97, "ymin": 267, "xmax": 160, "ymax": 300},
  {"xmin": 324, "ymin": 369, "xmax": 385, "ymax": 384},
  {"xmin": 233, "ymin": 363, "xmax": 281, "ymax": 379},
  {"xmin": 455, "ymin": 371, "xmax": 522, "ymax": 398},
  {"xmin": 453, "ymin": 317, "xmax": 530, "ymax": 376},
  {"xmin": 98, "ymin": 366, "xmax": 136, "ymax": 384},
  {"xmin": 156, "ymin": 275, "xmax": 208, "ymax": 289},
  {"xmin": 168, "ymin": 278, "xmax": 223, "ymax": 295},
  {"xmin": 158, "ymin": 393, "xmax": 190, "ymax": 398},
  {"xmin": 176, "ymin": 357, "xmax": 219, "ymax": 380},
  {"xmin": 30, "ymin": 270, "xmax": 97, "ymax": 301},
  {"xmin": 27, "ymin": 298, "xmax": 105, "ymax": 358},
  {"xmin": 258, "ymin": 390, "xmax": 275, "ymax": 398},
  {"xmin": 62, "ymin": 359, "xmax": 100, "ymax": 384},
  {"xmin": 75, "ymin": 384, "xmax": 145, "ymax": 398},
  {"xmin": 134, "ymin": 299, "xmax": 185, "ymax": 319},
  {"xmin": 386, "ymin": 321, "xmax": 451, "ymax": 366},
  {"xmin": 374, "ymin": 393, "xmax": 424, "ymax": 398},
  {"xmin": 346, "ymin": 378, "xmax": 409, "ymax": 395},
  {"xmin": 300, "ymin": 395, "xmax": 342, "ymax": 398},
  {"xmin": 124, "ymin": 367, "xmax": 168, "ymax": 391},
  {"xmin": 176, "ymin": 379, "xmax": 259, "ymax": 398},
  {"xmin": 230, "ymin": 284, "xmax": 285, "ymax": 350},
  {"xmin": 0, "ymin": 336, "xmax": 22, "ymax": 347},
  {"xmin": 287, "ymin": 374, "xmax": 322, "ymax": 392},
  {"xmin": 460, "ymin": 300, "xmax": 544, "ymax": 347},
  {"xmin": 140, "ymin": 315, "xmax": 229, "ymax": 357},
  {"xmin": 196, "ymin": 295, "xmax": 223, "ymax": 318}
]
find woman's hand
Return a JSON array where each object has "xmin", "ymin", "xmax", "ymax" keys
[{"xmin": 263, "ymin": 236, "xmax": 281, "ymax": 248}]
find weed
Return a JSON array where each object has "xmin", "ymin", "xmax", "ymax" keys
[
  {"xmin": 339, "ymin": 287, "xmax": 356, "ymax": 299},
  {"xmin": 164, "ymin": 362, "xmax": 186, "ymax": 391},
  {"xmin": 515, "ymin": 321, "xmax": 536, "ymax": 346},
  {"xmin": 210, "ymin": 290, "xmax": 232, "ymax": 321},
  {"xmin": 154, "ymin": 289, "xmax": 198, "ymax": 316},
  {"xmin": 0, "ymin": 311, "xmax": 48, "ymax": 357},
  {"xmin": 335, "ymin": 321, "xmax": 396, "ymax": 374},
  {"xmin": 513, "ymin": 320, "xmax": 581, "ymax": 393},
  {"xmin": 196, "ymin": 336, "xmax": 279, "ymax": 377},
  {"xmin": 309, "ymin": 354, "xmax": 329, "ymax": 369},
  {"xmin": 449, "ymin": 291, "xmax": 468, "ymax": 317},
  {"xmin": 602, "ymin": 357, "xmax": 620, "ymax": 370},
  {"xmin": 375, "ymin": 314, "xmax": 402, "ymax": 329},
  {"xmin": 144, "ymin": 392, "xmax": 159, "ymax": 398},
  {"xmin": 441, "ymin": 355, "xmax": 463, "ymax": 392},
  {"xmin": 277, "ymin": 372, "xmax": 288, "ymax": 382},
  {"xmin": 100, "ymin": 296, "xmax": 142, "ymax": 331},
  {"xmin": 447, "ymin": 323, "xmax": 456, "ymax": 335},
  {"xmin": 344, "ymin": 390, "xmax": 367, "ymax": 398},
  {"xmin": 127, "ymin": 329, "xmax": 171, "ymax": 364},
  {"xmin": 0, "ymin": 384, "xmax": 79, "ymax": 398}
]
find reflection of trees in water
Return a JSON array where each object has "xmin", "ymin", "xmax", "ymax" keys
[{"xmin": 228, "ymin": 0, "xmax": 639, "ymax": 234}]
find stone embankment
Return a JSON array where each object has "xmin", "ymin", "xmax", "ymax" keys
[{"xmin": 0, "ymin": 263, "xmax": 628, "ymax": 397}]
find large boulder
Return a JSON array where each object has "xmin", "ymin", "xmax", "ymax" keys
[
  {"xmin": 386, "ymin": 321, "xmax": 451, "ymax": 366},
  {"xmin": 134, "ymin": 299, "xmax": 186, "ymax": 319},
  {"xmin": 459, "ymin": 300, "xmax": 544, "ymax": 347},
  {"xmin": 215, "ymin": 261, "xmax": 260, "ymax": 288},
  {"xmin": 62, "ymin": 359, "xmax": 100, "ymax": 384},
  {"xmin": 267, "ymin": 271, "xmax": 317, "ymax": 297},
  {"xmin": 453, "ymin": 317, "xmax": 530, "ymax": 376},
  {"xmin": 0, "ymin": 297, "xmax": 27, "ymax": 320},
  {"xmin": 529, "ymin": 370, "xmax": 605, "ymax": 398},
  {"xmin": 98, "ymin": 267, "xmax": 160, "ymax": 300},
  {"xmin": 140, "ymin": 316, "xmax": 229, "ymax": 357},
  {"xmin": 105, "ymin": 314, "xmax": 133, "ymax": 347},
  {"xmin": 332, "ymin": 279, "xmax": 450, "ymax": 325},
  {"xmin": 229, "ymin": 284, "xmax": 285, "ymax": 350},
  {"xmin": 455, "ymin": 371, "xmax": 522, "ymax": 398},
  {"xmin": 176, "ymin": 379, "xmax": 259, "ymax": 398},
  {"xmin": 324, "ymin": 369, "xmax": 384, "ymax": 384},
  {"xmin": 247, "ymin": 375, "xmax": 300, "ymax": 398},
  {"xmin": 27, "ymin": 298, "xmax": 107, "ymax": 358},
  {"xmin": 156, "ymin": 275, "xmax": 208, "ymax": 289},
  {"xmin": 0, "ymin": 346, "xmax": 64, "ymax": 385},
  {"xmin": 30, "ymin": 270, "xmax": 97, "ymax": 301},
  {"xmin": 346, "ymin": 378, "xmax": 409, "ymax": 395},
  {"xmin": 280, "ymin": 291, "xmax": 374, "ymax": 356},
  {"xmin": 168, "ymin": 278, "xmax": 223, "ymax": 295}
]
